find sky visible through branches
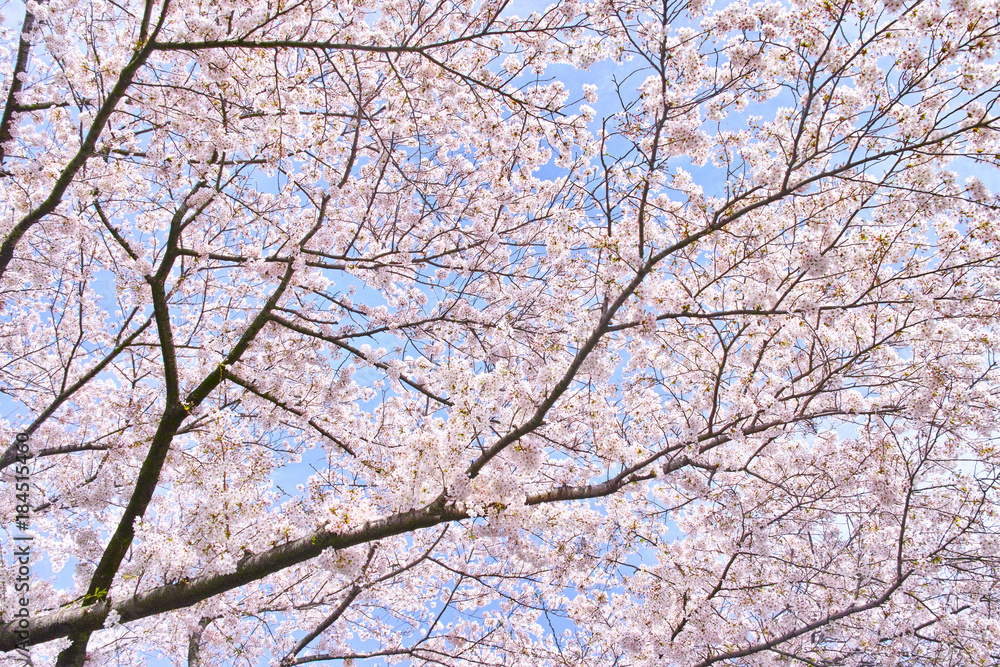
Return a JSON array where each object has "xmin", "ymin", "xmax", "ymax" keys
[{"xmin": 1, "ymin": 0, "xmax": 1000, "ymax": 664}]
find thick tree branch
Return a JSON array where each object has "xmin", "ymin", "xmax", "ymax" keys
[
  {"xmin": 0, "ymin": 0, "xmax": 169, "ymax": 280},
  {"xmin": 0, "ymin": 6, "xmax": 35, "ymax": 165}
]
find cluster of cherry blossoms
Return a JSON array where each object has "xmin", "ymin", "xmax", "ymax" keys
[{"xmin": 0, "ymin": 0, "xmax": 999, "ymax": 664}]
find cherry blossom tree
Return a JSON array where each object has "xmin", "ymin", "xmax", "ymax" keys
[{"xmin": 1, "ymin": 0, "xmax": 999, "ymax": 663}]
